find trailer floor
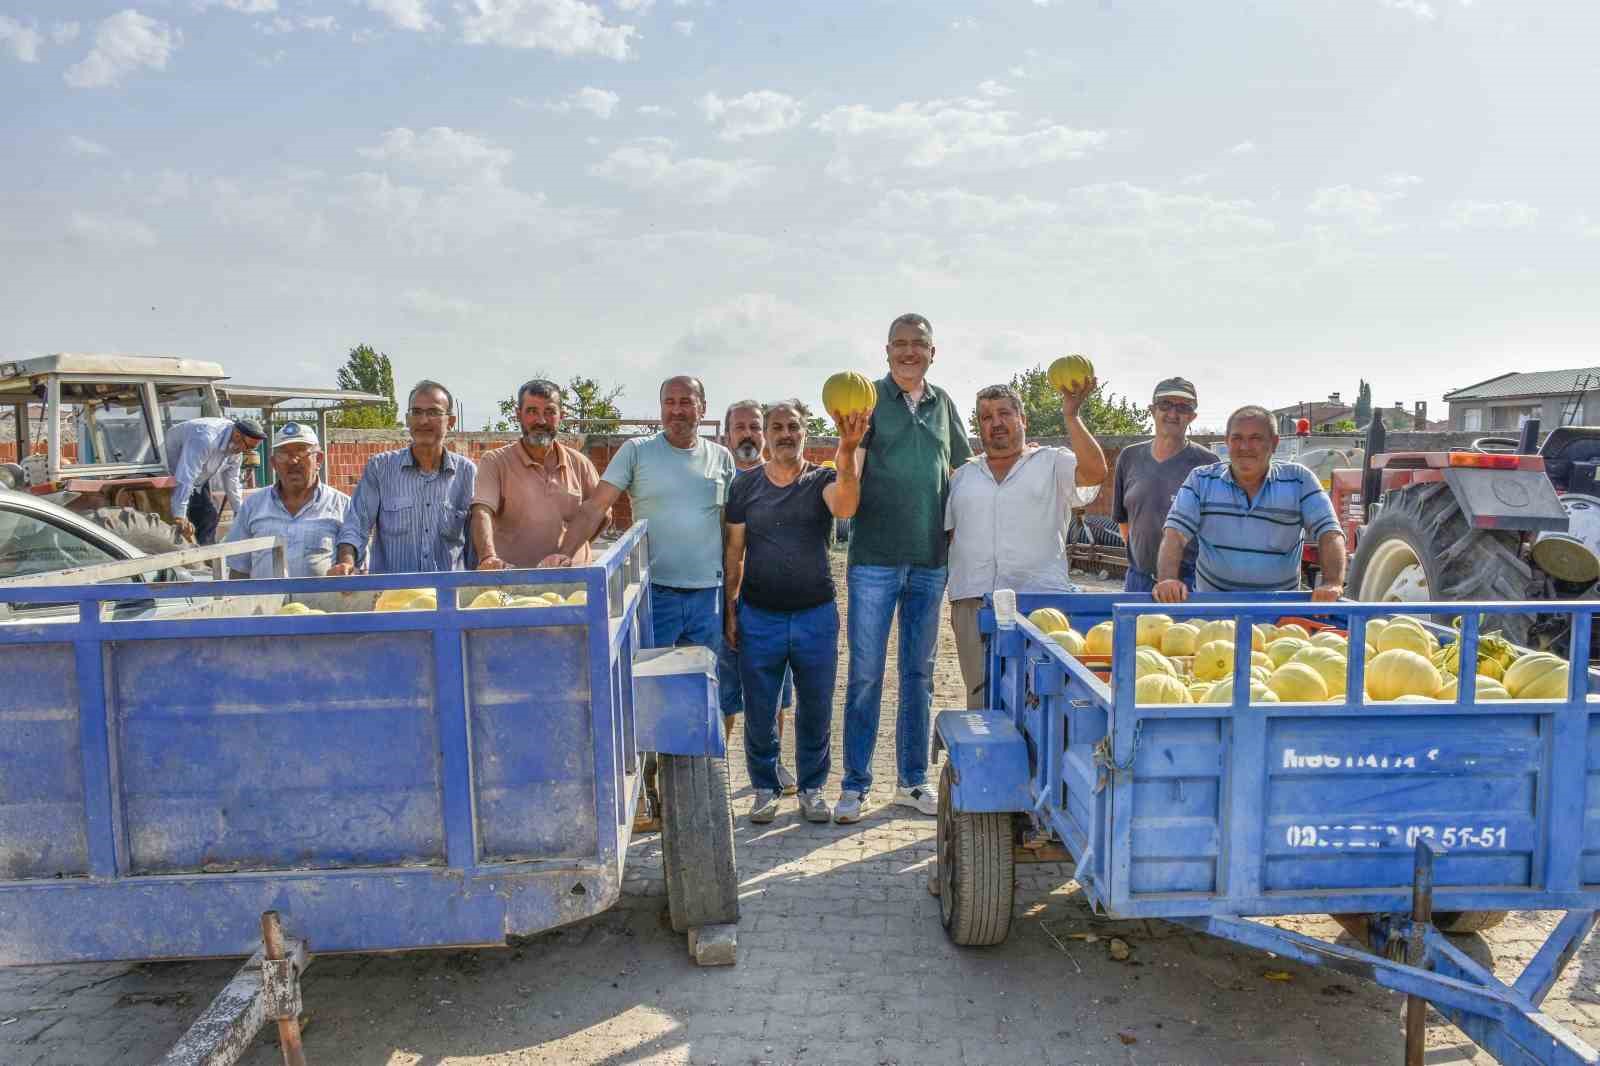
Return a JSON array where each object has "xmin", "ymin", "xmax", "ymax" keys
[{"xmin": 5, "ymin": 563, "xmax": 1599, "ymax": 1065}]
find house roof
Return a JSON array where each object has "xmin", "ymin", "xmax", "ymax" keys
[
  {"xmin": 1444, "ymin": 367, "xmax": 1600, "ymax": 402},
  {"xmin": 1271, "ymin": 401, "xmax": 1353, "ymax": 423}
]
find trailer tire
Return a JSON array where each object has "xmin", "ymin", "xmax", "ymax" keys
[
  {"xmin": 659, "ymin": 754, "xmax": 739, "ymax": 935},
  {"xmin": 1433, "ymin": 910, "xmax": 1509, "ymax": 934},
  {"xmin": 936, "ymin": 763, "xmax": 1014, "ymax": 946},
  {"xmin": 1349, "ymin": 481, "xmax": 1533, "ymax": 645},
  {"xmin": 87, "ymin": 506, "xmax": 185, "ymax": 556}
]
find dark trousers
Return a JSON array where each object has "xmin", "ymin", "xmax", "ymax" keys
[{"xmin": 186, "ymin": 488, "xmax": 221, "ymax": 545}]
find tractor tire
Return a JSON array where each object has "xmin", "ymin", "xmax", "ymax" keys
[
  {"xmin": 936, "ymin": 763, "xmax": 1014, "ymax": 946},
  {"xmin": 1348, "ymin": 481, "xmax": 1533, "ymax": 646},
  {"xmin": 1433, "ymin": 910, "xmax": 1509, "ymax": 934},
  {"xmin": 87, "ymin": 506, "xmax": 185, "ymax": 556},
  {"xmin": 658, "ymin": 754, "xmax": 739, "ymax": 935}
]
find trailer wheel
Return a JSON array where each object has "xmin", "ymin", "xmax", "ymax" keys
[
  {"xmin": 1349, "ymin": 481, "xmax": 1533, "ymax": 645},
  {"xmin": 659, "ymin": 754, "xmax": 739, "ymax": 935},
  {"xmin": 87, "ymin": 506, "xmax": 185, "ymax": 556},
  {"xmin": 936, "ymin": 763, "xmax": 1014, "ymax": 946},
  {"xmin": 1433, "ymin": 910, "xmax": 1509, "ymax": 934}
]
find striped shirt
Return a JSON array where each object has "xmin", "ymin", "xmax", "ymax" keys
[
  {"xmin": 225, "ymin": 482, "xmax": 351, "ymax": 579},
  {"xmin": 164, "ymin": 418, "xmax": 245, "ymax": 514},
  {"xmin": 337, "ymin": 447, "xmax": 477, "ymax": 573},
  {"xmin": 1164, "ymin": 460, "xmax": 1340, "ymax": 592}
]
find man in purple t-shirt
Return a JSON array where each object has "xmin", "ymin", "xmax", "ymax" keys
[{"xmin": 1111, "ymin": 377, "xmax": 1220, "ymax": 593}]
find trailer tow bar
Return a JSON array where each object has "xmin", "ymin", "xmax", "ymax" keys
[{"xmin": 158, "ymin": 911, "xmax": 312, "ymax": 1066}]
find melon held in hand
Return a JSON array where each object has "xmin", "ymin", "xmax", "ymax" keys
[
  {"xmin": 1047, "ymin": 354, "xmax": 1094, "ymax": 393},
  {"xmin": 821, "ymin": 372, "xmax": 877, "ymax": 419}
]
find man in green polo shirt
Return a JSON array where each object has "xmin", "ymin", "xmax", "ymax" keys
[{"xmin": 834, "ymin": 312, "xmax": 974, "ymax": 824}]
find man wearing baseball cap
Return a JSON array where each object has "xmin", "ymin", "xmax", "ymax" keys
[
  {"xmin": 224, "ymin": 421, "xmax": 351, "ymax": 579},
  {"xmin": 1111, "ymin": 377, "xmax": 1219, "ymax": 594},
  {"xmin": 163, "ymin": 415, "xmax": 267, "ymax": 544}
]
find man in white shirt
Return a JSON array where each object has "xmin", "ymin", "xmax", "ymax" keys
[
  {"xmin": 225, "ymin": 422, "xmax": 350, "ymax": 579},
  {"xmin": 945, "ymin": 382, "xmax": 1108, "ymax": 709}
]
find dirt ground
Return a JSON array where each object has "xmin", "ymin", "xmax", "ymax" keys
[{"xmin": 3, "ymin": 555, "xmax": 1599, "ymax": 1065}]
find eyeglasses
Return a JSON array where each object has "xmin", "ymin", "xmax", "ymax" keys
[
  {"xmin": 890, "ymin": 339, "xmax": 933, "ymax": 350},
  {"xmin": 408, "ymin": 407, "xmax": 450, "ymax": 420},
  {"xmin": 1154, "ymin": 400, "xmax": 1195, "ymax": 414}
]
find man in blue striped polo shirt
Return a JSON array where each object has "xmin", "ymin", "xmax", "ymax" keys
[{"xmin": 1153, "ymin": 405, "xmax": 1346, "ymax": 603}]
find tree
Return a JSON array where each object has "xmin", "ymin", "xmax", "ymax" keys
[
  {"xmin": 482, "ymin": 374, "xmax": 625, "ymax": 433},
  {"xmin": 331, "ymin": 344, "xmax": 398, "ymax": 428},
  {"xmin": 1329, "ymin": 418, "xmax": 1358, "ymax": 432},
  {"xmin": 966, "ymin": 364, "xmax": 1152, "ymax": 438},
  {"xmin": 806, "ymin": 415, "xmax": 831, "ymax": 437},
  {"xmin": 1353, "ymin": 380, "xmax": 1373, "ymax": 427}
]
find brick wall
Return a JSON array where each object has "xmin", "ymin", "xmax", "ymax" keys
[{"xmin": 0, "ymin": 442, "xmax": 79, "ymax": 463}]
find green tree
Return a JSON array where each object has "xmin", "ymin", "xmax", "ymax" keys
[
  {"xmin": 806, "ymin": 415, "xmax": 831, "ymax": 437},
  {"xmin": 332, "ymin": 344, "xmax": 398, "ymax": 428},
  {"xmin": 482, "ymin": 374, "xmax": 626, "ymax": 433},
  {"xmin": 966, "ymin": 364, "xmax": 1151, "ymax": 438},
  {"xmin": 1353, "ymin": 379, "xmax": 1373, "ymax": 427},
  {"xmin": 1329, "ymin": 418, "xmax": 1358, "ymax": 432}
]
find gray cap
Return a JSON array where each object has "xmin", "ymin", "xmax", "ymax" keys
[
  {"xmin": 232, "ymin": 417, "xmax": 267, "ymax": 440},
  {"xmin": 1152, "ymin": 377, "xmax": 1197, "ymax": 403}
]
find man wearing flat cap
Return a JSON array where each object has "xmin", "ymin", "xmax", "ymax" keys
[
  {"xmin": 1111, "ymin": 377, "xmax": 1219, "ymax": 595},
  {"xmin": 164, "ymin": 415, "xmax": 266, "ymax": 544}
]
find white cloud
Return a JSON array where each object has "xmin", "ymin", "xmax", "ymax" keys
[
  {"xmin": 203, "ymin": 0, "xmax": 279, "ymax": 12},
  {"xmin": 261, "ymin": 14, "xmax": 339, "ymax": 34},
  {"xmin": 615, "ymin": 0, "xmax": 654, "ymax": 10},
  {"xmin": 876, "ymin": 187, "xmax": 1060, "ymax": 229},
  {"xmin": 67, "ymin": 210, "xmax": 157, "ymax": 248},
  {"xmin": 976, "ymin": 79, "xmax": 1013, "ymax": 99},
  {"xmin": 1227, "ymin": 140, "xmax": 1256, "ymax": 155},
  {"xmin": 66, "ymin": 135, "xmax": 109, "ymax": 156},
  {"xmin": 698, "ymin": 90, "xmax": 803, "ymax": 141},
  {"xmin": 458, "ymin": 0, "xmax": 637, "ymax": 60},
  {"xmin": 589, "ymin": 138, "xmax": 771, "ymax": 203},
  {"xmin": 1576, "ymin": 214, "xmax": 1600, "ymax": 240},
  {"xmin": 1381, "ymin": 0, "xmax": 1436, "ymax": 19},
  {"xmin": 65, "ymin": 11, "xmax": 182, "ymax": 89},
  {"xmin": 367, "ymin": 0, "xmax": 438, "ymax": 31},
  {"xmin": 402, "ymin": 287, "xmax": 483, "ymax": 315},
  {"xmin": 358, "ymin": 126, "xmax": 513, "ymax": 181},
  {"xmin": 669, "ymin": 293, "xmax": 844, "ymax": 370},
  {"xmin": 813, "ymin": 98, "xmax": 1108, "ymax": 178},
  {"xmin": 52, "ymin": 21, "xmax": 81, "ymax": 44},
  {"xmin": 637, "ymin": 104, "xmax": 675, "ymax": 117},
  {"xmin": 544, "ymin": 86, "xmax": 621, "ymax": 118},
  {"xmin": 950, "ymin": 17, "xmax": 977, "ymax": 31},
  {"xmin": 1057, "ymin": 182, "xmax": 1276, "ymax": 238},
  {"xmin": 671, "ymin": 18, "xmax": 693, "ymax": 35},
  {"xmin": 0, "ymin": 15, "xmax": 43, "ymax": 62},
  {"xmin": 1307, "ymin": 175, "xmax": 1421, "ymax": 229},
  {"xmin": 1444, "ymin": 199, "xmax": 1539, "ymax": 230}
]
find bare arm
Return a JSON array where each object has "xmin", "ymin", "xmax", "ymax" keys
[
  {"xmin": 1118, "ymin": 522, "xmax": 1130, "ymax": 546},
  {"xmin": 1060, "ymin": 381, "xmax": 1108, "ymax": 487},
  {"xmin": 470, "ymin": 504, "xmax": 507, "ymax": 570},
  {"xmin": 723, "ymin": 521, "xmax": 747, "ymax": 650},
  {"xmin": 1152, "ymin": 528, "xmax": 1191, "ymax": 603},
  {"xmin": 547, "ymin": 481, "xmax": 625, "ymax": 564},
  {"xmin": 1312, "ymin": 531, "xmax": 1348, "ymax": 600},
  {"xmin": 822, "ymin": 409, "xmax": 869, "ymax": 517}
]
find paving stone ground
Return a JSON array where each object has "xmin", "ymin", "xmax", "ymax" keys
[{"xmin": 4, "ymin": 561, "xmax": 1599, "ymax": 1064}]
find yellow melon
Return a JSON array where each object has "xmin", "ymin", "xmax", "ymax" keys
[
  {"xmin": 1503, "ymin": 653, "xmax": 1569, "ymax": 700},
  {"xmin": 277, "ymin": 602, "xmax": 324, "ymax": 615},
  {"xmin": 1289, "ymin": 646, "xmax": 1349, "ymax": 697},
  {"xmin": 1188, "ymin": 682, "xmax": 1213, "ymax": 702},
  {"xmin": 1366, "ymin": 649, "xmax": 1442, "ymax": 702},
  {"xmin": 1047, "ymin": 353, "xmax": 1094, "ymax": 393},
  {"xmin": 1051, "ymin": 629, "xmax": 1086, "ymax": 656},
  {"xmin": 1310, "ymin": 631, "xmax": 1347, "ymax": 650},
  {"xmin": 1027, "ymin": 607, "xmax": 1071, "ymax": 634},
  {"xmin": 1276, "ymin": 623, "xmax": 1311, "ymax": 641},
  {"xmin": 375, "ymin": 588, "xmax": 431, "ymax": 612},
  {"xmin": 1136, "ymin": 613, "xmax": 1174, "ymax": 648},
  {"xmin": 1376, "ymin": 623, "xmax": 1431, "ymax": 657},
  {"xmin": 1435, "ymin": 674, "xmax": 1511, "ymax": 701},
  {"xmin": 1196, "ymin": 619, "xmax": 1236, "ymax": 648},
  {"xmin": 1254, "ymin": 623, "xmax": 1278, "ymax": 648},
  {"xmin": 566, "ymin": 590, "xmax": 588, "ymax": 606},
  {"xmin": 821, "ymin": 371, "xmax": 878, "ymax": 419},
  {"xmin": 1135, "ymin": 673, "xmax": 1191, "ymax": 705},
  {"xmin": 467, "ymin": 590, "xmax": 507, "ymax": 609},
  {"xmin": 1193, "ymin": 639, "xmax": 1237, "ymax": 682},
  {"xmin": 506, "ymin": 595, "xmax": 551, "ymax": 607},
  {"xmin": 1203, "ymin": 677, "xmax": 1280, "ymax": 704},
  {"xmin": 1161, "ymin": 623, "xmax": 1199, "ymax": 657},
  {"xmin": 1134, "ymin": 647, "xmax": 1178, "ymax": 679},
  {"xmin": 1265, "ymin": 637, "xmax": 1309, "ymax": 669},
  {"xmin": 1268, "ymin": 662, "xmax": 1330, "ymax": 703},
  {"xmin": 1085, "ymin": 621, "xmax": 1114, "ymax": 656}
]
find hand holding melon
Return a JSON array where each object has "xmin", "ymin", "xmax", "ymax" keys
[
  {"xmin": 821, "ymin": 372, "xmax": 877, "ymax": 428},
  {"xmin": 1046, "ymin": 354, "xmax": 1097, "ymax": 412}
]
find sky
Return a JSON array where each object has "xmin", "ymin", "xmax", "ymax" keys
[{"xmin": 3, "ymin": 0, "xmax": 1599, "ymax": 433}]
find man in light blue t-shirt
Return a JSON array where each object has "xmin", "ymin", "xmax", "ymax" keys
[{"xmin": 547, "ymin": 375, "xmax": 736, "ymax": 827}]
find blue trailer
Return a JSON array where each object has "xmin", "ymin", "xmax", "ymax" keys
[
  {"xmin": 0, "ymin": 522, "xmax": 736, "ymax": 1063},
  {"xmin": 933, "ymin": 591, "xmax": 1600, "ymax": 1065}
]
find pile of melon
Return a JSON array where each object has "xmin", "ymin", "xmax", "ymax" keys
[{"xmin": 1025, "ymin": 607, "xmax": 1574, "ymax": 707}]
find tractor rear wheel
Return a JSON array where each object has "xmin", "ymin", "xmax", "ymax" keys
[
  {"xmin": 87, "ymin": 506, "xmax": 185, "ymax": 556},
  {"xmin": 1349, "ymin": 481, "xmax": 1533, "ymax": 645}
]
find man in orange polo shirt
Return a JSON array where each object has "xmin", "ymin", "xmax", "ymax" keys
[{"xmin": 471, "ymin": 379, "xmax": 606, "ymax": 569}]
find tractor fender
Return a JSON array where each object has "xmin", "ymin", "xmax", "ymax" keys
[{"xmin": 934, "ymin": 710, "xmax": 1032, "ymax": 814}]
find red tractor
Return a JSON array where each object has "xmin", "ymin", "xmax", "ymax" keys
[{"xmin": 1333, "ymin": 415, "xmax": 1600, "ymax": 650}]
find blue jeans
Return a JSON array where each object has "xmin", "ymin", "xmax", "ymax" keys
[
  {"xmin": 650, "ymin": 584, "xmax": 723, "ymax": 654},
  {"xmin": 843, "ymin": 564, "xmax": 946, "ymax": 793},
  {"xmin": 717, "ymin": 639, "xmax": 792, "ymax": 716},
  {"xmin": 738, "ymin": 601, "xmax": 837, "ymax": 793},
  {"xmin": 1124, "ymin": 565, "xmax": 1196, "ymax": 594}
]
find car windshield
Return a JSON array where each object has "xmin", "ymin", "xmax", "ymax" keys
[{"xmin": 0, "ymin": 508, "xmax": 120, "ymax": 581}]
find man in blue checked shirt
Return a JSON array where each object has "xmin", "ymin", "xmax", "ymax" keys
[
  {"xmin": 330, "ymin": 379, "xmax": 477, "ymax": 575},
  {"xmin": 1154, "ymin": 404, "xmax": 1347, "ymax": 604},
  {"xmin": 164, "ymin": 416, "xmax": 266, "ymax": 544},
  {"xmin": 224, "ymin": 422, "xmax": 349, "ymax": 578}
]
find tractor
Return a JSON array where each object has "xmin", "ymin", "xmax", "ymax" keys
[
  {"xmin": 1335, "ymin": 414, "xmax": 1600, "ymax": 651},
  {"xmin": 0, "ymin": 353, "xmax": 382, "ymax": 553}
]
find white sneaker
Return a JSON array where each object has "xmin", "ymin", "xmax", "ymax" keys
[
  {"xmin": 750, "ymin": 790, "xmax": 783, "ymax": 824},
  {"xmin": 893, "ymin": 783, "xmax": 938, "ymax": 816},
  {"xmin": 776, "ymin": 762, "xmax": 797, "ymax": 796},
  {"xmin": 833, "ymin": 788, "xmax": 866, "ymax": 824},
  {"xmin": 798, "ymin": 789, "xmax": 832, "ymax": 823}
]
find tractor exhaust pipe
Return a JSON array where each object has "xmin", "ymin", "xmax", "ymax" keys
[
  {"xmin": 1361, "ymin": 414, "xmax": 1387, "ymax": 523},
  {"xmin": 1519, "ymin": 417, "xmax": 1542, "ymax": 456}
]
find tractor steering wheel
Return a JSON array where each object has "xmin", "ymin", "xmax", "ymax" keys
[{"xmin": 1471, "ymin": 436, "xmax": 1521, "ymax": 454}]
